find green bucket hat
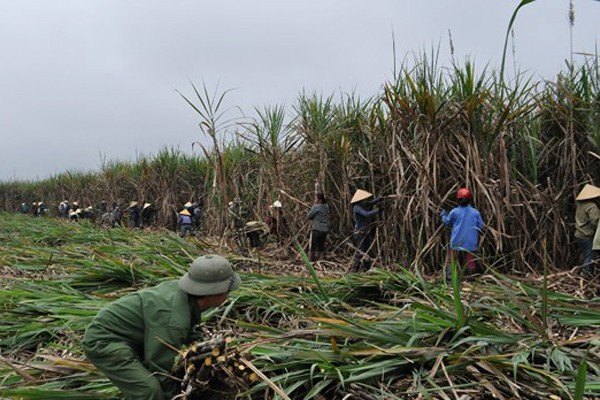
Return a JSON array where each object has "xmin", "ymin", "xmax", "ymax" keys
[{"xmin": 178, "ymin": 255, "xmax": 240, "ymax": 296}]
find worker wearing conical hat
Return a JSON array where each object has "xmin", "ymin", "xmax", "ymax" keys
[
  {"xmin": 575, "ymin": 184, "xmax": 600, "ymax": 275},
  {"xmin": 83, "ymin": 254, "xmax": 240, "ymax": 400},
  {"xmin": 128, "ymin": 201, "xmax": 141, "ymax": 229},
  {"xmin": 141, "ymin": 203, "xmax": 155, "ymax": 228},
  {"xmin": 35, "ymin": 201, "xmax": 46, "ymax": 217},
  {"xmin": 266, "ymin": 200, "xmax": 287, "ymax": 243},
  {"xmin": 19, "ymin": 202, "xmax": 29, "ymax": 214},
  {"xmin": 350, "ymin": 189, "xmax": 384, "ymax": 272},
  {"xmin": 178, "ymin": 208, "xmax": 194, "ymax": 238}
]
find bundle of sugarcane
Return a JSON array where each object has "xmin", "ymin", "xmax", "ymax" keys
[{"xmin": 172, "ymin": 335, "xmax": 259, "ymax": 400}]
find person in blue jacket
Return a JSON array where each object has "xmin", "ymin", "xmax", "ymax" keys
[
  {"xmin": 178, "ymin": 208, "xmax": 194, "ymax": 237},
  {"xmin": 441, "ymin": 187, "xmax": 484, "ymax": 282}
]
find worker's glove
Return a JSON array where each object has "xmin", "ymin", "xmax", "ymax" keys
[{"xmin": 440, "ymin": 209, "xmax": 448, "ymax": 218}]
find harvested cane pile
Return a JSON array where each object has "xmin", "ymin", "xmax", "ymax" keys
[{"xmin": 173, "ymin": 335, "xmax": 258, "ymax": 400}]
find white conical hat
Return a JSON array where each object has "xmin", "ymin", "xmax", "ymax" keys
[
  {"xmin": 129, "ymin": 201, "xmax": 138, "ymax": 208},
  {"xmin": 576, "ymin": 184, "xmax": 600, "ymax": 201},
  {"xmin": 351, "ymin": 189, "xmax": 373, "ymax": 204},
  {"xmin": 184, "ymin": 201, "xmax": 193, "ymax": 208},
  {"xmin": 143, "ymin": 203, "xmax": 151, "ymax": 209}
]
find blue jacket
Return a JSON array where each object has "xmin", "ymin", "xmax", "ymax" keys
[
  {"xmin": 178, "ymin": 214, "xmax": 192, "ymax": 225},
  {"xmin": 441, "ymin": 205, "xmax": 483, "ymax": 252}
]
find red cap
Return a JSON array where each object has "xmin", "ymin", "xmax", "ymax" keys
[{"xmin": 457, "ymin": 188, "xmax": 472, "ymax": 200}]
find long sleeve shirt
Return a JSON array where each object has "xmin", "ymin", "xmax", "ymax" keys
[
  {"xmin": 83, "ymin": 280, "xmax": 200, "ymax": 392},
  {"xmin": 441, "ymin": 205, "xmax": 484, "ymax": 252},
  {"xmin": 575, "ymin": 200, "xmax": 600, "ymax": 240},
  {"xmin": 353, "ymin": 200, "xmax": 381, "ymax": 232},
  {"xmin": 307, "ymin": 203, "xmax": 330, "ymax": 232},
  {"xmin": 178, "ymin": 214, "xmax": 192, "ymax": 225}
]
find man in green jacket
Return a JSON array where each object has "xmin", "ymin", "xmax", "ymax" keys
[{"xmin": 82, "ymin": 254, "xmax": 241, "ymax": 400}]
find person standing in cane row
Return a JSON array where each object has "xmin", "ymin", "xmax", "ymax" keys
[
  {"xmin": 440, "ymin": 188, "xmax": 484, "ymax": 283},
  {"xmin": 307, "ymin": 192, "xmax": 330, "ymax": 262},
  {"xmin": 575, "ymin": 184, "xmax": 600, "ymax": 276},
  {"xmin": 141, "ymin": 203, "xmax": 155, "ymax": 228},
  {"xmin": 19, "ymin": 202, "xmax": 29, "ymax": 214},
  {"xmin": 266, "ymin": 200, "xmax": 287, "ymax": 243},
  {"xmin": 128, "ymin": 201, "xmax": 141, "ymax": 229},
  {"xmin": 350, "ymin": 189, "xmax": 383, "ymax": 272},
  {"xmin": 178, "ymin": 208, "xmax": 194, "ymax": 237},
  {"xmin": 110, "ymin": 202, "xmax": 122, "ymax": 227}
]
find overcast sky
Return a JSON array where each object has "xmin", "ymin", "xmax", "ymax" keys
[{"xmin": 1, "ymin": 1, "xmax": 598, "ymax": 182}]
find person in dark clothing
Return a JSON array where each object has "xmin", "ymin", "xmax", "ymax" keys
[
  {"xmin": 191, "ymin": 202, "xmax": 202, "ymax": 231},
  {"xmin": 58, "ymin": 200, "xmax": 70, "ymax": 218},
  {"xmin": 110, "ymin": 202, "xmax": 122, "ymax": 228},
  {"xmin": 307, "ymin": 192, "xmax": 330, "ymax": 262},
  {"xmin": 98, "ymin": 200, "xmax": 108, "ymax": 214},
  {"xmin": 128, "ymin": 201, "xmax": 141, "ymax": 228},
  {"xmin": 83, "ymin": 254, "xmax": 240, "ymax": 400},
  {"xmin": 141, "ymin": 203, "xmax": 155, "ymax": 228},
  {"xmin": 19, "ymin": 203, "xmax": 29, "ymax": 214},
  {"xmin": 35, "ymin": 201, "xmax": 47, "ymax": 217},
  {"xmin": 81, "ymin": 206, "xmax": 95, "ymax": 220},
  {"xmin": 350, "ymin": 189, "xmax": 383, "ymax": 272},
  {"xmin": 69, "ymin": 208, "xmax": 81, "ymax": 221}
]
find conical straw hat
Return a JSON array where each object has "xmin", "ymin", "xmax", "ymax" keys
[
  {"xmin": 576, "ymin": 184, "xmax": 600, "ymax": 201},
  {"xmin": 143, "ymin": 203, "xmax": 151, "ymax": 209},
  {"xmin": 180, "ymin": 209, "xmax": 191, "ymax": 216},
  {"xmin": 129, "ymin": 201, "xmax": 138, "ymax": 208},
  {"xmin": 184, "ymin": 201, "xmax": 193, "ymax": 208},
  {"xmin": 351, "ymin": 189, "xmax": 373, "ymax": 204}
]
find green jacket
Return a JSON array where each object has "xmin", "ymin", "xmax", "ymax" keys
[
  {"xmin": 83, "ymin": 280, "xmax": 200, "ymax": 390},
  {"xmin": 575, "ymin": 200, "xmax": 600, "ymax": 240}
]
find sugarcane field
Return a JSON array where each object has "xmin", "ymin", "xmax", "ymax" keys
[
  {"xmin": 3, "ymin": 53, "xmax": 600, "ymax": 399},
  {"xmin": 2, "ymin": 2, "xmax": 600, "ymax": 399}
]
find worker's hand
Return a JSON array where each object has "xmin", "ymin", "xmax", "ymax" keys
[{"xmin": 440, "ymin": 209, "xmax": 448, "ymax": 218}]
